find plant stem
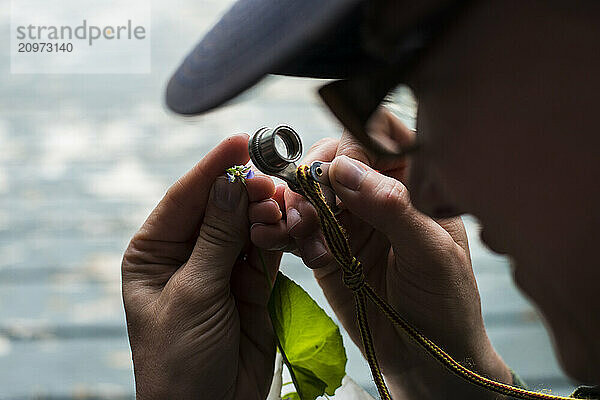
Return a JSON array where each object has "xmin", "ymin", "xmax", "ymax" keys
[{"xmin": 258, "ymin": 249, "xmax": 303, "ymax": 400}]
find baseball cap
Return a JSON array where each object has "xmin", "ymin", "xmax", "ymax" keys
[{"xmin": 165, "ymin": 0, "xmax": 452, "ymax": 115}]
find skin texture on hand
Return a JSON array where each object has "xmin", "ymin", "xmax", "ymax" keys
[
  {"xmin": 249, "ymin": 111, "xmax": 513, "ymax": 400},
  {"xmin": 122, "ymin": 134, "xmax": 282, "ymax": 400}
]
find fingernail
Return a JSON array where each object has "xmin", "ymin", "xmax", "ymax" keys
[
  {"xmin": 334, "ymin": 156, "xmax": 366, "ymax": 191},
  {"xmin": 213, "ymin": 176, "xmax": 242, "ymax": 211},
  {"xmin": 287, "ymin": 208, "xmax": 301, "ymax": 232},
  {"xmin": 303, "ymin": 239, "xmax": 329, "ymax": 268},
  {"xmin": 250, "ymin": 222, "xmax": 266, "ymax": 231}
]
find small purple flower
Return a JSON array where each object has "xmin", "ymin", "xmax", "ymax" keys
[{"xmin": 245, "ymin": 169, "xmax": 255, "ymax": 180}]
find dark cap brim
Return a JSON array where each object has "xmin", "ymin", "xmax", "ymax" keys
[{"xmin": 166, "ymin": 0, "xmax": 372, "ymax": 115}]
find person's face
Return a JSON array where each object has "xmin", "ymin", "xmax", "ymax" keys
[{"xmin": 401, "ymin": 0, "xmax": 600, "ymax": 383}]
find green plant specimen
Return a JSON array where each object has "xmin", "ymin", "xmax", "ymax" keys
[{"xmin": 268, "ymin": 272, "xmax": 347, "ymax": 400}]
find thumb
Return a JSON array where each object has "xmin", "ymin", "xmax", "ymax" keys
[
  {"xmin": 329, "ymin": 155, "xmax": 454, "ymax": 260},
  {"xmin": 177, "ymin": 176, "xmax": 249, "ymax": 299}
]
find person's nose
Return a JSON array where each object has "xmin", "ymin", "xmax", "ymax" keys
[{"xmin": 408, "ymin": 156, "xmax": 463, "ymax": 219}]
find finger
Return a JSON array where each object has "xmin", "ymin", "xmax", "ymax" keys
[
  {"xmin": 329, "ymin": 155, "xmax": 457, "ymax": 262},
  {"xmin": 435, "ymin": 217, "xmax": 470, "ymax": 262},
  {"xmin": 335, "ymin": 119, "xmax": 469, "ymax": 254},
  {"xmin": 135, "ymin": 134, "xmax": 250, "ymax": 243},
  {"xmin": 250, "ymin": 220, "xmax": 292, "ymax": 251},
  {"xmin": 283, "ymin": 188, "xmax": 337, "ymax": 269},
  {"xmin": 281, "ymin": 137, "xmax": 338, "ymax": 238},
  {"xmin": 367, "ymin": 107, "xmax": 416, "ymax": 150},
  {"xmin": 336, "ymin": 110, "xmax": 413, "ymax": 178},
  {"xmin": 249, "ymin": 184, "xmax": 299, "ymax": 253},
  {"xmin": 164, "ymin": 176, "xmax": 249, "ymax": 304},
  {"xmin": 284, "ymin": 188, "xmax": 321, "ymax": 239},
  {"xmin": 230, "ymin": 247, "xmax": 281, "ymax": 382},
  {"xmin": 302, "ymin": 137, "xmax": 339, "ymax": 164},
  {"xmin": 272, "ymin": 184, "xmax": 286, "ymax": 214},
  {"xmin": 231, "ymin": 247, "xmax": 282, "ymax": 307},
  {"xmin": 296, "ymin": 233, "xmax": 334, "ymax": 270},
  {"xmin": 280, "ymin": 138, "xmax": 340, "ymax": 268},
  {"xmin": 249, "ymin": 199, "xmax": 282, "ymax": 224},
  {"xmin": 336, "ymin": 129, "xmax": 375, "ymax": 165},
  {"xmin": 245, "ymin": 174, "xmax": 276, "ymax": 202}
]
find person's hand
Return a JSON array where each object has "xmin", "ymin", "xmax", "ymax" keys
[
  {"xmin": 250, "ymin": 111, "xmax": 513, "ymax": 399},
  {"xmin": 122, "ymin": 134, "xmax": 282, "ymax": 400}
]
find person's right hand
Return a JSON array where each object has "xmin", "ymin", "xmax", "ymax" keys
[{"xmin": 249, "ymin": 110, "xmax": 513, "ymax": 400}]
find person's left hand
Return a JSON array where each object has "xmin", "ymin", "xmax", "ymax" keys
[{"xmin": 122, "ymin": 134, "xmax": 282, "ymax": 400}]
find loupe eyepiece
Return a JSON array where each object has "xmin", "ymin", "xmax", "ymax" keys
[
  {"xmin": 249, "ymin": 125, "xmax": 302, "ymax": 173},
  {"xmin": 249, "ymin": 125, "xmax": 303, "ymax": 191}
]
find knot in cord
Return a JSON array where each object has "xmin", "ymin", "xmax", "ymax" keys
[{"xmin": 342, "ymin": 258, "xmax": 365, "ymax": 292}]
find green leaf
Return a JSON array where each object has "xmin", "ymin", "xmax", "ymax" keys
[{"xmin": 269, "ymin": 272, "xmax": 347, "ymax": 400}]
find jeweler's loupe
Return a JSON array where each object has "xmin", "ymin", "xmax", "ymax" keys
[
  {"xmin": 249, "ymin": 125, "xmax": 303, "ymax": 192},
  {"xmin": 249, "ymin": 126, "xmax": 340, "ymax": 214}
]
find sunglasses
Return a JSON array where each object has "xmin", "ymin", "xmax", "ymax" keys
[{"xmin": 317, "ymin": 0, "xmax": 472, "ymax": 158}]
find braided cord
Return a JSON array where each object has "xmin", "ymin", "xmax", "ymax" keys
[{"xmin": 294, "ymin": 165, "xmax": 586, "ymax": 400}]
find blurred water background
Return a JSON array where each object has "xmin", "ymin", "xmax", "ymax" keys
[{"xmin": 0, "ymin": 0, "xmax": 577, "ymax": 398}]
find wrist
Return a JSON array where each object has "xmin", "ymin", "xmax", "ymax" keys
[
  {"xmin": 385, "ymin": 335, "xmax": 513, "ymax": 400},
  {"xmin": 132, "ymin": 349, "xmax": 194, "ymax": 400},
  {"xmin": 133, "ymin": 346, "xmax": 239, "ymax": 400}
]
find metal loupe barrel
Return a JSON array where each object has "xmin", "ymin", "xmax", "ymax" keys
[
  {"xmin": 248, "ymin": 125, "xmax": 303, "ymax": 192},
  {"xmin": 249, "ymin": 125, "xmax": 303, "ymax": 174}
]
